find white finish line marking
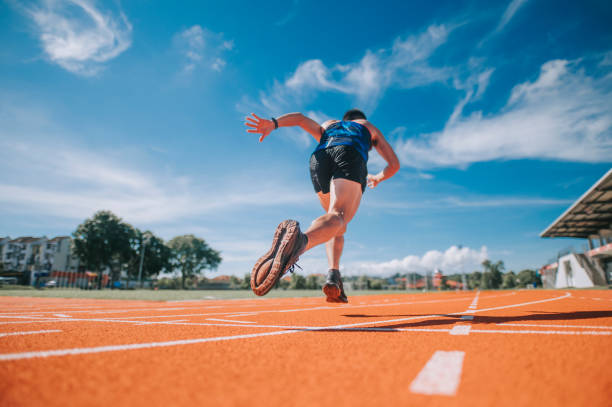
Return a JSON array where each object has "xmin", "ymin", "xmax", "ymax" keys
[
  {"xmin": 0, "ymin": 330, "xmax": 62, "ymax": 338},
  {"xmin": 410, "ymin": 351, "xmax": 465, "ymax": 396}
]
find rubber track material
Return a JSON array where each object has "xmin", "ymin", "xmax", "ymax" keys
[{"xmin": 0, "ymin": 290, "xmax": 611, "ymax": 406}]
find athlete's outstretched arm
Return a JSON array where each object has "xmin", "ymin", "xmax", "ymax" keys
[
  {"xmin": 364, "ymin": 123, "xmax": 400, "ymax": 188},
  {"xmin": 245, "ymin": 112, "xmax": 323, "ymax": 142}
]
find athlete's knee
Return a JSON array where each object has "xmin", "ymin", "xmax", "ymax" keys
[
  {"xmin": 335, "ymin": 224, "xmax": 347, "ymax": 237},
  {"xmin": 328, "ymin": 209, "xmax": 345, "ymax": 230}
]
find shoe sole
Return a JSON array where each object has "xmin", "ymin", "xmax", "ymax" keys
[
  {"xmin": 323, "ymin": 283, "xmax": 340, "ymax": 301},
  {"xmin": 251, "ymin": 220, "xmax": 299, "ymax": 296}
]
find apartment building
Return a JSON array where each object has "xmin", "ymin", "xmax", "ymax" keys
[{"xmin": 0, "ymin": 236, "xmax": 76, "ymax": 274}]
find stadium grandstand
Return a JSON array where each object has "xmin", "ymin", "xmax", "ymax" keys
[{"xmin": 540, "ymin": 169, "xmax": 612, "ymax": 288}]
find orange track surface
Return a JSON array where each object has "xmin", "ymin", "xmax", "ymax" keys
[{"xmin": 0, "ymin": 290, "xmax": 610, "ymax": 406}]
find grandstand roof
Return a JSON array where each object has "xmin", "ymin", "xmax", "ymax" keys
[{"xmin": 541, "ymin": 169, "xmax": 612, "ymax": 238}]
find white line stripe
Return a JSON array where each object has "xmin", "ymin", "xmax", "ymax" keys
[
  {"xmin": 497, "ymin": 323, "xmax": 612, "ymax": 330},
  {"xmin": 467, "ymin": 290, "xmax": 480, "ymax": 310},
  {"xmin": 470, "ymin": 329, "xmax": 611, "ymax": 336},
  {"xmin": 466, "ymin": 292, "xmax": 571, "ymax": 314},
  {"xmin": 449, "ymin": 325, "xmax": 471, "ymax": 336},
  {"xmin": 53, "ymin": 314, "xmax": 70, "ymax": 318},
  {"xmin": 0, "ymin": 292, "xmax": 576, "ymax": 361},
  {"xmin": 0, "ymin": 330, "xmax": 300, "ymax": 361},
  {"xmin": 206, "ymin": 318, "xmax": 256, "ymax": 324},
  {"xmin": 396, "ymin": 328, "xmax": 451, "ymax": 333},
  {"xmin": 0, "ymin": 330, "xmax": 62, "ymax": 338},
  {"xmin": 410, "ymin": 351, "xmax": 465, "ymax": 396},
  {"xmin": 0, "ymin": 321, "xmax": 62, "ymax": 325},
  {"xmin": 132, "ymin": 320, "xmax": 188, "ymax": 325}
]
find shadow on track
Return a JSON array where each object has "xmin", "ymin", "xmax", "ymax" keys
[{"xmin": 337, "ymin": 310, "xmax": 612, "ymax": 330}]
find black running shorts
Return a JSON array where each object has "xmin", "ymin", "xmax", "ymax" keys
[{"xmin": 309, "ymin": 145, "xmax": 367, "ymax": 194}]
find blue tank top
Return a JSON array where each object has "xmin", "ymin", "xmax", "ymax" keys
[{"xmin": 313, "ymin": 121, "xmax": 372, "ymax": 162}]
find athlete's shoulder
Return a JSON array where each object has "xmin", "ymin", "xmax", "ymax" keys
[{"xmin": 321, "ymin": 119, "xmax": 339, "ymax": 130}]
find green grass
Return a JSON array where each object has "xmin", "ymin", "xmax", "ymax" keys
[{"xmin": 0, "ymin": 286, "xmax": 427, "ymax": 301}]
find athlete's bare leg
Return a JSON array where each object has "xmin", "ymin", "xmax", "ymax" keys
[
  {"xmin": 315, "ymin": 192, "xmax": 347, "ymax": 269},
  {"xmin": 304, "ymin": 178, "xmax": 362, "ymax": 255}
]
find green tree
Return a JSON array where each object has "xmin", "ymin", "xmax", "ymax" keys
[
  {"xmin": 167, "ymin": 235, "xmax": 221, "ymax": 289},
  {"xmin": 517, "ymin": 269, "xmax": 540, "ymax": 287},
  {"xmin": 127, "ymin": 230, "xmax": 172, "ymax": 288},
  {"xmin": 481, "ymin": 260, "xmax": 504, "ymax": 289},
  {"xmin": 305, "ymin": 274, "xmax": 320, "ymax": 289},
  {"xmin": 229, "ymin": 275, "xmax": 241, "ymax": 289},
  {"xmin": 278, "ymin": 278, "xmax": 290, "ymax": 290},
  {"xmin": 240, "ymin": 273, "xmax": 251, "ymax": 289},
  {"xmin": 72, "ymin": 210, "xmax": 136, "ymax": 289},
  {"xmin": 289, "ymin": 274, "xmax": 306, "ymax": 289},
  {"xmin": 502, "ymin": 271, "xmax": 517, "ymax": 289},
  {"xmin": 370, "ymin": 279, "xmax": 383, "ymax": 290},
  {"xmin": 468, "ymin": 271, "xmax": 482, "ymax": 289},
  {"xmin": 357, "ymin": 275, "xmax": 370, "ymax": 290}
]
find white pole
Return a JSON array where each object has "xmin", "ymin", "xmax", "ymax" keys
[
  {"xmin": 137, "ymin": 235, "xmax": 150, "ymax": 288},
  {"xmin": 137, "ymin": 241, "xmax": 146, "ymax": 288}
]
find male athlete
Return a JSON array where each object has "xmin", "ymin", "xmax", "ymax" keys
[{"xmin": 245, "ymin": 109, "xmax": 399, "ymax": 302}]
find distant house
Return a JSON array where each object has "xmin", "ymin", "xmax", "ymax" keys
[{"xmin": 0, "ymin": 235, "xmax": 79, "ymax": 285}]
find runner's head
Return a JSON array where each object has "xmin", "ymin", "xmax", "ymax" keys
[{"xmin": 343, "ymin": 109, "xmax": 366, "ymax": 121}]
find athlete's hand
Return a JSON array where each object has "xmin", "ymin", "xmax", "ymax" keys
[
  {"xmin": 245, "ymin": 113, "xmax": 275, "ymax": 142},
  {"xmin": 367, "ymin": 174, "xmax": 381, "ymax": 189}
]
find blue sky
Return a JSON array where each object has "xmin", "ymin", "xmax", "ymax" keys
[{"xmin": 1, "ymin": 0, "xmax": 611, "ymax": 277}]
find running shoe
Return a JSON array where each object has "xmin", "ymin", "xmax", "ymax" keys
[
  {"xmin": 323, "ymin": 269, "xmax": 348, "ymax": 303},
  {"xmin": 251, "ymin": 220, "xmax": 308, "ymax": 296}
]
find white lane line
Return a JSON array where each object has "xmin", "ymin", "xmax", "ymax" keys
[
  {"xmin": 449, "ymin": 325, "xmax": 471, "ymax": 336},
  {"xmin": 0, "ymin": 330, "xmax": 62, "ymax": 338},
  {"xmin": 0, "ymin": 321, "xmax": 62, "ymax": 325},
  {"xmin": 0, "ymin": 297, "xmax": 471, "ymax": 321},
  {"xmin": 0, "ymin": 292, "xmax": 578, "ymax": 361},
  {"xmin": 132, "ymin": 320, "xmax": 188, "ymax": 326},
  {"xmin": 465, "ymin": 292, "xmax": 571, "ymax": 314},
  {"xmin": 467, "ymin": 290, "xmax": 480, "ymax": 310},
  {"xmin": 396, "ymin": 328, "xmax": 451, "ymax": 333},
  {"xmin": 498, "ymin": 323, "xmax": 612, "ymax": 330},
  {"xmin": 410, "ymin": 351, "xmax": 465, "ymax": 396},
  {"xmin": 470, "ymin": 329, "xmax": 610, "ymax": 336},
  {"xmin": 53, "ymin": 314, "xmax": 71, "ymax": 318},
  {"xmin": 0, "ymin": 330, "xmax": 301, "ymax": 361},
  {"xmin": 206, "ymin": 318, "xmax": 256, "ymax": 324}
]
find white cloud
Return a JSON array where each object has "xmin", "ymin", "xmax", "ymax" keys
[
  {"xmin": 0, "ymin": 138, "xmax": 312, "ymax": 225},
  {"xmin": 347, "ymin": 245, "xmax": 489, "ymax": 276},
  {"xmin": 175, "ymin": 25, "xmax": 233, "ymax": 73},
  {"xmin": 253, "ymin": 24, "xmax": 453, "ymax": 115},
  {"xmin": 26, "ymin": 0, "xmax": 132, "ymax": 75},
  {"xmin": 394, "ymin": 58, "xmax": 612, "ymax": 168},
  {"xmin": 495, "ymin": 0, "xmax": 529, "ymax": 32},
  {"xmin": 363, "ymin": 195, "xmax": 572, "ymax": 211},
  {"xmin": 275, "ymin": 0, "xmax": 299, "ymax": 26}
]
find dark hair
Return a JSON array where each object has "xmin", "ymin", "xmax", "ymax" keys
[{"xmin": 342, "ymin": 109, "xmax": 366, "ymax": 121}]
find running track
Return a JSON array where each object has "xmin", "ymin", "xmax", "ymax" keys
[{"xmin": 0, "ymin": 290, "xmax": 610, "ymax": 406}]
